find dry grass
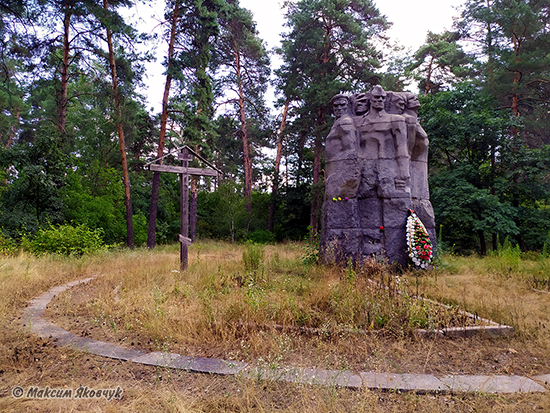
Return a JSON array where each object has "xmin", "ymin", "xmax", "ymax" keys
[
  {"xmin": 417, "ymin": 254, "xmax": 550, "ymax": 341},
  {"xmin": 1, "ymin": 242, "xmax": 550, "ymax": 412}
]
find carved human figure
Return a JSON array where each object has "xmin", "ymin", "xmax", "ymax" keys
[
  {"xmin": 356, "ymin": 85, "xmax": 410, "ymax": 198},
  {"xmin": 387, "ymin": 92, "xmax": 430, "ymax": 199},
  {"xmin": 321, "ymin": 87, "xmax": 435, "ymax": 267},
  {"xmin": 324, "ymin": 94, "xmax": 360, "ymax": 198},
  {"xmin": 353, "ymin": 92, "xmax": 369, "ymax": 117},
  {"xmin": 404, "ymin": 92, "xmax": 429, "ymax": 200},
  {"xmin": 404, "ymin": 93, "xmax": 429, "ymax": 163}
]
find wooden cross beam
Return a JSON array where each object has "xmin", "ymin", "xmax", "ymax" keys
[{"xmin": 148, "ymin": 146, "xmax": 219, "ymax": 270}]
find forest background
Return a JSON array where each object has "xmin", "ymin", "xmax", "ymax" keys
[{"xmin": 1, "ymin": 0, "xmax": 550, "ymax": 257}]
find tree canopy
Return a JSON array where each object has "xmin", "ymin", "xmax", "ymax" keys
[{"xmin": 1, "ymin": 0, "xmax": 550, "ymax": 257}]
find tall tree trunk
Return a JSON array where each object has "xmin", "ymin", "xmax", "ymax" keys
[
  {"xmin": 424, "ymin": 55, "xmax": 434, "ymax": 96},
  {"xmin": 235, "ymin": 49, "xmax": 252, "ymax": 213},
  {"xmin": 310, "ymin": 106, "xmax": 325, "ymax": 235},
  {"xmin": 147, "ymin": 1, "xmax": 179, "ymax": 249},
  {"xmin": 7, "ymin": 107, "xmax": 20, "ymax": 149},
  {"xmin": 478, "ymin": 229, "xmax": 487, "ymax": 256},
  {"xmin": 59, "ymin": 1, "xmax": 71, "ymax": 134},
  {"xmin": 297, "ymin": 130, "xmax": 307, "ymax": 187},
  {"xmin": 104, "ymin": 0, "xmax": 134, "ymax": 248},
  {"xmin": 485, "ymin": 0, "xmax": 495, "ymax": 95},
  {"xmin": 511, "ymin": 27, "xmax": 521, "ymax": 117},
  {"xmin": 268, "ymin": 99, "xmax": 290, "ymax": 232}
]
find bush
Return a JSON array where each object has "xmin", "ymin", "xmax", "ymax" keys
[
  {"xmin": 0, "ymin": 231, "xmax": 16, "ymax": 255},
  {"xmin": 22, "ymin": 223, "xmax": 108, "ymax": 256},
  {"xmin": 242, "ymin": 241, "xmax": 265, "ymax": 271},
  {"xmin": 247, "ymin": 230, "xmax": 275, "ymax": 244}
]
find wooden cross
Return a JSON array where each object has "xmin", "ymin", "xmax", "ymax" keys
[{"xmin": 148, "ymin": 146, "xmax": 219, "ymax": 270}]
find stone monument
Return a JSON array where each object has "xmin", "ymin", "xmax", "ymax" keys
[{"xmin": 320, "ymin": 86, "xmax": 436, "ymax": 266}]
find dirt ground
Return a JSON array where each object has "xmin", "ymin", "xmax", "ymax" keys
[
  {"xmin": 43, "ymin": 275, "xmax": 550, "ymax": 378},
  {"xmin": 2, "ymin": 269, "xmax": 550, "ymax": 412}
]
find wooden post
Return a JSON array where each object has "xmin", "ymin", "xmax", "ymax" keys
[{"xmin": 147, "ymin": 145, "xmax": 219, "ymax": 270}]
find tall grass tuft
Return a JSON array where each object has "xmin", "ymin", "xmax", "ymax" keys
[{"xmin": 242, "ymin": 241, "xmax": 265, "ymax": 272}]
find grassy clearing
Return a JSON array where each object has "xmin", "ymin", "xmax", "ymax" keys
[{"xmin": 1, "ymin": 241, "xmax": 550, "ymax": 412}]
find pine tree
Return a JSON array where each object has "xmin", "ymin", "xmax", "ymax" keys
[
  {"xmin": 276, "ymin": 0, "xmax": 389, "ymax": 233},
  {"xmin": 458, "ymin": 0, "xmax": 550, "ymax": 146},
  {"xmin": 407, "ymin": 30, "xmax": 473, "ymax": 96},
  {"xmin": 214, "ymin": 0, "xmax": 270, "ymax": 213}
]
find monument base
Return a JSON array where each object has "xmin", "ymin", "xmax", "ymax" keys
[{"xmin": 320, "ymin": 196, "xmax": 436, "ymax": 267}]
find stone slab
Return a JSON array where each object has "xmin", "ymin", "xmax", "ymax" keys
[
  {"xmin": 244, "ymin": 367, "xmax": 362, "ymax": 388},
  {"xmin": 321, "ymin": 229, "xmax": 364, "ymax": 263},
  {"xmin": 439, "ymin": 374, "xmax": 547, "ymax": 393},
  {"xmin": 288, "ymin": 368, "xmax": 362, "ymax": 388},
  {"xmin": 381, "ymin": 227, "xmax": 408, "ymax": 266},
  {"xmin": 361, "ymin": 372, "xmax": 447, "ymax": 393},
  {"xmin": 357, "ymin": 198, "xmax": 383, "ymax": 228},
  {"xmin": 19, "ymin": 276, "xmax": 549, "ymax": 395},
  {"xmin": 441, "ymin": 325, "xmax": 514, "ymax": 338},
  {"xmin": 181, "ymin": 356, "xmax": 247, "ymax": 375},
  {"xmin": 75, "ymin": 338, "xmax": 147, "ymax": 361},
  {"xmin": 24, "ymin": 317, "xmax": 71, "ymax": 339},
  {"xmin": 533, "ymin": 375, "xmax": 550, "ymax": 387},
  {"xmin": 133, "ymin": 352, "xmax": 248, "ymax": 375},
  {"xmin": 382, "ymin": 198, "xmax": 412, "ymax": 228},
  {"xmin": 132, "ymin": 352, "xmax": 195, "ymax": 369},
  {"xmin": 324, "ymin": 198, "xmax": 360, "ymax": 229}
]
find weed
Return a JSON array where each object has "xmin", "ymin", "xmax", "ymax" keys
[
  {"xmin": 242, "ymin": 241, "xmax": 265, "ymax": 272},
  {"xmin": 0, "ymin": 231, "xmax": 16, "ymax": 255},
  {"xmin": 346, "ymin": 259, "xmax": 356, "ymax": 283},
  {"xmin": 302, "ymin": 225, "xmax": 319, "ymax": 265}
]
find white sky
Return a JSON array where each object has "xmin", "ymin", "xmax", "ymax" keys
[
  {"xmin": 239, "ymin": 0, "xmax": 464, "ymax": 51},
  {"xmin": 135, "ymin": 0, "xmax": 466, "ymax": 113}
]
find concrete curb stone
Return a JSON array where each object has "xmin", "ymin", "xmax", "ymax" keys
[{"xmin": 19, "ymin": 277, "xmax": 547, "ymax": 395}]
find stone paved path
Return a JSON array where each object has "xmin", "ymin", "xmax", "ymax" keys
[{"xmin": 19, "ymin": 277, "xmax": 548, "ymax": 394}]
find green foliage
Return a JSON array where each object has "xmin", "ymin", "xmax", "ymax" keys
[
  {"xmin": 542, "ymin": 232, "xmax": 550, "ymax": 259},
  {"xmin": 196, "ymin": 183, "xmax": 275, "ymax": 242},
  {"xmin": 247, "ymin": 230, "xmax": 275, "ymax": 244},
  {"xmin": 242, "ymin": 241, "xmax": 265, "ymax": 272},
  {"xmin": 489, "ymin": 236, "xmax": 522, "ymax": 273},
  {"xmin": 458, "ymin": 0, "xmax": 550, "ymax": 146},
  {"xmin": 196, "ymin": 181, "xmax": 245, "ymax": 242},
  {"xmin": 0, "ymin": 133, "xmax": 68, "ymax": 237},
  {"xmin": 132, "ymin": 213, "xmax": 148, "ymax": 247},
  {"xmin": 0, "ymin": 230, "xmax": 17, "ymax": 255},
  {"xmin": 407, "ymin": 30, "xmax": 473, "ymax": 94},
  {"xmin": 22, "ymin": 223, "xmax": 108, "ymax": 256},
  {"xmin": 421, "ymin": 83, "xmax": 550, "ymax": 255},
  {"xmin": 61, "ymin": 161, "xmax": 125, "ymax": 244},
  {"xmin": 301, "ymin": 226, "xmax": 319, "ymax": 265},
  {"xmin": 271, "ymin": 184, "xmax": 311, "ymax": 241}
]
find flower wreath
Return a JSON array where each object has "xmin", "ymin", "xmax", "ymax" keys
[{"xmin": 406, "ymin": 209, "xmax": 433, "ymax": 269}]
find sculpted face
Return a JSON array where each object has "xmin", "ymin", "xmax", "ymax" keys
[
  {"xmin": 356, "ymin": 98, "xmax": 369, "ymax": 115},
  {"xmin": 333, "ymin": 98, "xmax": 349, "ymax": 118},
  {"xmin": 407, "ymin": 94, "xmax": 421, "ymax": 112},
  {"xmin": 394, "ymin": 95, "xmax": 406, "ymax": 114},
  {"xmin": 370, "ymin": 90, "xmax": 386, "ymax": 111}
]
